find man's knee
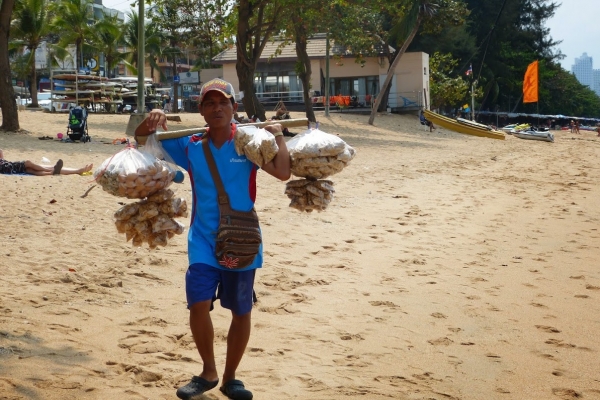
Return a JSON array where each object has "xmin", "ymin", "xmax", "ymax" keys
[
  {"xmin": 189, "ymin": 299, "xmax": 212, "ymax": 316},
  {"xmin": 231, "ymin": 309, "xmax": 252, "ymax": 321}
]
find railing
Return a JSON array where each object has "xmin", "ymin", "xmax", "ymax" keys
[
  {"xmin": 309, "ymin": 92, "xmax": 423, "ymax": 110},
  {"xmin": 251, "ymin": 90, "xmax": 304, "ymax": 105},
  {"xmin": 235, "ymin": 90, "xmax": 423, "ymax": 111}
]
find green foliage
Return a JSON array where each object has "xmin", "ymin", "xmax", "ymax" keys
[
  {"xmin": 410, "ymin": 0, "xmax": 600, "ymax": 117},
  {"xmin": 429, "ymin": 52, "xmax": 470, "ymax": 109},
  {"xmin": 50, "ymin": 0, "xmax": 95, "ymax": 70},
  {"xmin": 176, "ymin": 0, "xmax": 234, "ymax": 68},
  {"xmin": 3, "ymin": 0, "xmax": 598, "ymax": 118},
  {"xmin": 122, "ymin": 10, "xmax": 164, "ymax": 80},
  {"xmin": 537, "ymin": 62, "xmax": 600, "ymax": 117},
  {"xmin": 10, "ymin": 0, "xmax": 52, "ymax": 104},
  {"xmin": 90, "ymin": 12, "xmax": 126, "ymax": 76}
]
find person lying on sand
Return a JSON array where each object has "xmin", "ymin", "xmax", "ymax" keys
[{"xmin": 0, "ymin": 149, "xmax": 93, "ymax": 176}]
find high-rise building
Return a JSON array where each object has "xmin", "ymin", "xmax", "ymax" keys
[
  {"xmin": 572, "ymin": 53, "xmax": 593, "ymax": 87},
  {"xmin": 571, "ymin": 52, "xmax": 600, "ymax": 97},
  {"xmin": 594, "ymin": 70, "xmax": 600, "ymax": 97}
]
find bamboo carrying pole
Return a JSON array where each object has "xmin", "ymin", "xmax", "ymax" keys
[{"xmin": 134, "ymin": 118, "xmax": 310, "ymax": 145}]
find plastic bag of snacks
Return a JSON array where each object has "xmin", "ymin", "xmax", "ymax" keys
[
  {"xmin": 234, "ymin": 125, "xmax": 279, "ymax": 166},
  {"xmin": 287, "ymin": 128, "xmax": 355, "ymax": 179},
  {"xmin": 285, "ymin": 179, "xmax": 335, "ymax": 213},
  {"xmin": 113, "ymin": 188, "xmax": 188, "ymax": 249},
  {"xmin": 94, "ymin": 143, "xmax": 177, "ymax": 199},
  {"xmin": 284, "ymin": 128, "xmax": 355, "ymax": 212}
]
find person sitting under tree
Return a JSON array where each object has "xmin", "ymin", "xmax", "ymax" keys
[{"xmin": 0, "ymin": 149, "xmax": 93, "ymax": 176}]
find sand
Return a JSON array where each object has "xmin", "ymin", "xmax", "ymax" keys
[{"xmin": 0, "ymin": 108, "xmax": 599, "ymax": 400}]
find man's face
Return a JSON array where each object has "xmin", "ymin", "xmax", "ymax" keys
[{"xmin": 200, "ymin": 91, "xmax": 237, "ymax": 129}]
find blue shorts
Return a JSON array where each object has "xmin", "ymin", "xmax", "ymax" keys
[{"xmin": 186, "ymin": 263, "xmax": 256, "ymax": 315}]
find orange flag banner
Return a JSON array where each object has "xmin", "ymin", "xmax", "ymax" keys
[{"xmin": 523, "ymin": 60, "xmax": 539, "ymax": 103}]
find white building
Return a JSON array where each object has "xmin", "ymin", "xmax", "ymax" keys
[
  {"xmin": 213, "ymin": 34, "xmax": 430, "ymax": 111},
  {"xmin": 571, "ymin": 52, "xmax": 600, "ymax": 97}
]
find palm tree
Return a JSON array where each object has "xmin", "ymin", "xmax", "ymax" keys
[
  {"xmin": 91, "ymin": 11, "xmax": 125, "ymax": 78},
  {"xmin": 368, "ymin": 1, "xmax": 438, "ymax": 125},
  {"xmin": 51, "ymin": 0, "xmax": 94, "ymax": 71},
  {"xmin": 123, "ymin": 11, "xmax": 165, "ymax": 82},
  {"xmin": 10, "ymin": 0, "xmax": 52, "ymax": 107}
]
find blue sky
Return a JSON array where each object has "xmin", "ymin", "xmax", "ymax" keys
[
  {"xmin": 103, "ymin": 0, "xmax": 133, "ymax": 14},
  {"xmin": 102, "ymin": 0, "xmax": 599, "ymax": 72},
  {"xmin": 546, "ymin": 0, "xmax": 600, "ymax": 71}
]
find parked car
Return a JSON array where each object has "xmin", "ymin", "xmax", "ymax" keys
[
  {"xmin": 37, "ymin": 92, "xmax": 53, "ymax": 111},
  {"xmin": 16, "ymin": 92, "xmax": 74, "ymax": 112}
]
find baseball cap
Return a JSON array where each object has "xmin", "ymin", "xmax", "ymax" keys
[{"xmin": 199, "ymin": 78, "xmax": 235, "ymax": 103}]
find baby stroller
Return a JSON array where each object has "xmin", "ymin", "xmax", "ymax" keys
[{"xmin": 66, "ymin": 106, "xmax": 91, "ymax": 142}]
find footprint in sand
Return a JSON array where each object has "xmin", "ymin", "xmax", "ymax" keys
[
  {"xmin": 530, "ymin": 302, "xmax": 548, "ymax": 308},
  {"xmin": 535, "ymin": 325, "xmax": 561, "ymax": 333},
  {"xmin": 427, "ymin": 337, "xmax": 453, "ymax": 346},
  {"xmin": 340, "ymin": 333, "xmax": 364, "ymax": 341},
  {"xmin": 369, "ymin": 300, "xmax": 398, "ymax": 307},
  {"xmin": 545, "ymin": 339, "xmax": 576, "ymax": 348},
  {"xmin": 552, "ymin": 388, "xmax": 582, "ymax": 398}
]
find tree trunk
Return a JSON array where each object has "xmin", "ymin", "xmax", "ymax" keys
[
  {"xmin": 368, "ymin": 16, "xmax": 422, "ymax": 126},
  {"xmin": 235, "ymin": 0, "xmax": 281, "ymax": 121},
  {"xmin": 30, "ymin": 49, "xmax": 39, "ymax": 107},
  {"xmin": 236, "ymin": 61, "xmax": 263, "ymax": 120},
  {"xmin": 0, "ymin": 0, "xmax": 20, "ymax": 131},
  {"xmin": 171, "ymin": 55, "xmax": 179, "ymax": 113},
  {"xmin": 235, "ymin": 2, "xmax": 264, "ymax": 121},
  {"xmin": 76, "ymin": 38, "xmax": 81, "ymax": 71},
  {"xmin": 377, "ymin": 83, "xmax": 391, "ymax": 113},
  {"xmin": 294, "ymin": 24, "xmax": 316, "ymax": 123},
  {"xmin": 106, "ymin": 55, "xmax": 112, "ymax": 78}
]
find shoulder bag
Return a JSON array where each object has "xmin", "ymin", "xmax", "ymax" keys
[{"xmin": 202, "ymin": 137, "xmax": 262, "ymax": 269}]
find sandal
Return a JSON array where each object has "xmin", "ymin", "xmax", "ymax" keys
[
  {"xmin": 52, "ymin": 159, "xmax": 63, "ymax": 175},
  {"xmin": 176, "ymin": 376, "xmax": 219, "ymax": 400},
  {"xmin": 220, "ymin": 379, "xmax": 253, "ymax": 400}
]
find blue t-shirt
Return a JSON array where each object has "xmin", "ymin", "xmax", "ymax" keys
[{"xmin": 161, "ymin": 131, "xmax": 262, "ymax": 271}]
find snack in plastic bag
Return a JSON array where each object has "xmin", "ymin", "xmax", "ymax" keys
[
  {"xmin": 287, "ymin": 128, "xmax": 355, "ymax": 179},
  {"xmin": 94, "ymin": 144, "xmax": 177, "ymax": 199},
  {"xmin": 283, "ymin": 128, "xmax": 354, "ymax": 212},
  {"xmin": 234, "ymin": 125, "xmax": 279, "ymax": 166},
  {"xmin": 285, "ymin": 179, "xmax": 335, "ymax": 213},
  {"xmin": 113, "ymin": 189, "xmax": 188, "ymax": 249}
]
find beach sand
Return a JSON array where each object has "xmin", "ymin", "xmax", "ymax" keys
[{"xmin": 1, "ymin": 109, "xmax": 599, "ymax": 400}]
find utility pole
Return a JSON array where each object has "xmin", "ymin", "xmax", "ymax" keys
[
  {"xmin": 124, "ymin": 0, "xmax": 147, "ymax": 137},
  {"xmin": 137, "ymin": 0, "xmax": 145, "ymax": 113},
  {"xmin": 325, "ymin": 32, "xmax": 330, "ymax": 117},
  {"xmin": 471, "ymin": 80, "xmax": 476, "ymax": 121}
]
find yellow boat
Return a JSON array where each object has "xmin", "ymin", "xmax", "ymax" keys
[{"xmin": 424, "ymin": 110, "xmax": 505, "ymax": 140}]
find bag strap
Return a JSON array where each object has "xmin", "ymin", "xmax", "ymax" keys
[{"xmin": 201, "ymin": 136, "xmax": 231, "ymax": 206}]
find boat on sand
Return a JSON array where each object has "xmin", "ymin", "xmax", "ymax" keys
[
  {"xmin": 423, "ymin": 110, "xmax": 505, "ymax": 140},
  {"xmin": 511, "ymin": 128, "xmax": 554, "ymax": 143}
]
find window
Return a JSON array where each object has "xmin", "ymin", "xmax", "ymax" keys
[{"xmin": 254, "ymin": 71, "xmax": 302, "ymax": 101}]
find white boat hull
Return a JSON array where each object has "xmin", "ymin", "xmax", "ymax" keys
[{"xmin": 512, "ymin": 131, "xmax": 554, "ymax": 142}]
